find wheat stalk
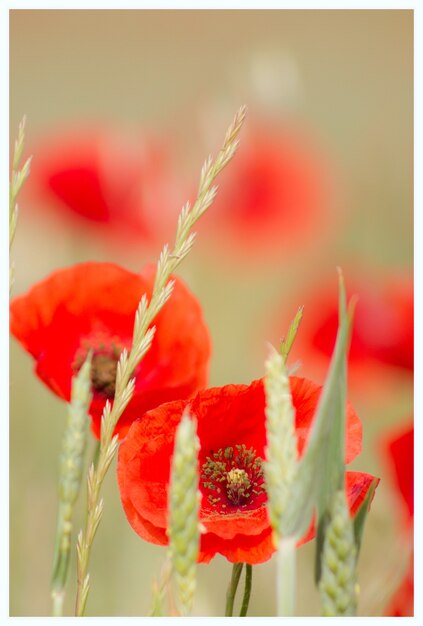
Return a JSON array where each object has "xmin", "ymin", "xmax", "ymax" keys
[
  {"xmin": 9, "ymin": 116, "xmax": 32, "ymax": 292},
  {"xmin": 74, "ymin": 105, "xmax": 247, "ymax": 616}
]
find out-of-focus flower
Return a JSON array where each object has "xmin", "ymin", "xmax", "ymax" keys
[
  {"xmin": 382, "ymin": 423, "xmax": 414, "ymax": 528},
  {"xmin": 199, "ymin": 121, "xmax": 337, "ymax": 263},
  {"xmin": 385, "ymin": 556, "xmax": 413, "ymax": 617},
  {"xmin": 117, "ymin": 377, "xmax": 377, "ymax": 564},
  {"xmin": 271, "ymin": 273, "xmax": 413, "ymax": 390},
  {"xmin": 10, "ymin": 262, "xmax": 211, "ymax": 439},
  {"xmin": 381, "ymin": 421, "xmax": 413, "ymax": 616},
  {"xmin": 25, "ymin": 126, "xmax": 182, "ymax": 246}
]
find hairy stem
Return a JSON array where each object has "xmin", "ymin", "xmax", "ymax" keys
[
  {"xmin": 225, "ymin": 563, "xmax": 244, "ymax": 616},
  {"xmin": 239, "ymin": 564, "xmax": 252, "ymax": 616}
]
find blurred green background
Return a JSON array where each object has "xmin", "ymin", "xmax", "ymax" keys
[{"xmin": 10, "ymin": 10, "xmax": 413, "ymax": 617}]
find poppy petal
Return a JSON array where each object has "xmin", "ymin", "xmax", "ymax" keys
[
  {"xmin": 118, "ymin": 378, "xmax": 375, "ymax": 564},
  {"xmin": 10, "ymin": 262, "xmax": 211, "ymax": 438}
]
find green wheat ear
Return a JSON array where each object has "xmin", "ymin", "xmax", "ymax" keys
[
  {"xmin": 319, "ymin": 489, "xmax": 358, "ymax": 616},
  {"xmin": 51, "ymin": 353, "xmax": 92, "ymax": 616},
  {"xmin": 168, "ymin": 410, "xmax": 201, "ymax": 616},
  {"xmin": 263, "ymin": 347, "xmax": 298, "ymax": 542}
]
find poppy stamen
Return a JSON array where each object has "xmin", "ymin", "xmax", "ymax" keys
[
  {"xmin": 73, "ymin": 339, "xmax": 123, "ymax": 399},
  {"xmin": 201, "ymin": 444, "xmax": 265, "ymax": 510},
  {"xmin": 226, "ymin": 468, "xmax": 251, "ymax": 505},
  {"xmin": 90, "ymin": 352, "xmax": 119, "ymax": 398}
]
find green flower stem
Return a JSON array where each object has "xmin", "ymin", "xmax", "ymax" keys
[
  {"xmin": 225, "ymin": 563, "xmax": 244, "ymax": 616},
  {"xmin": 277, "ymin": 537, "xmax": 297, "ymax": 617},
  {"xmin": 239, "ymin": 564, "xmax": 252, "ymax": 616}
]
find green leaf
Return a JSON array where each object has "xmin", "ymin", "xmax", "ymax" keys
[
  {"xmin": 352, "ymin": 478, "xmax": 378, "ymax": 558},
  {"xmin": 314, "ymin": 270, "xmax": 353, "ymax": 583},
  {"xmin": 281, "ymin": 272, "xmax": 352, "ymax": 541}
]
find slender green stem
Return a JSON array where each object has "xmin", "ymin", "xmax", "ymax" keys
[
  {"xmin": 51, "ymin": 503, "xmax": 73, "ymax": 616},
  {"xmin": 225, "ymin": 563, "xmax": 244, "ymax": 616},
  {"xmin": 51, "ymin": 590, "xmax": 65, "ymax": 617},
  {"xmin": 239, "ymin": 564, "xmax": 252, "ymax": 616},
  {"xmin": 51, "ymin": 480, "xmax": 88, "ymax": 615},
  {"xmin": 277, "ymin": 537, "xmax": 297, "ymax": 616}
]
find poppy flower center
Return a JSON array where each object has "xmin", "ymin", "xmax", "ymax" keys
[
  {"xmin": 201, "ymin": 444, "xmax": 265, "ymax": 511},
  {"xmin": 226, "ymin": 468, "xmax": 251, "ymax": 505},
  {"xmin": 73, "ymin": 337, "xmax": 124, "ymax": 399},
  {"xmin": 90, "ymin": 352, "xmax": 119, "ymax": 398}
]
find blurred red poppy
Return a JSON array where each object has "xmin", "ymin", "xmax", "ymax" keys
[
  {"xmin": 381, "ymin": 421, "xmax": 414, "ymax": 616},
  {"xmin": 199, "ymin": 121, "xmax": 337, "ymax": 263},
  {"xmin": 25, "ymin": 126, "xmax": 182, "ymax": 246},
  {"xmin": 271, "ymin": 272, "xmax": 413, "ymax": 391},
  {"xmin": 10, "ymin": 262, "xmax": 211, "ymax": 439},
  {"xmin": 385, "ymin": 556, "xmax": 413, "ymax": 617},
  {"xmin": 118, "ymin": 377, "xmax": 377, "ymax": 564},
  {"xmin": 382, "ymin": 423, "xmax": 414, "ymax": 527}
]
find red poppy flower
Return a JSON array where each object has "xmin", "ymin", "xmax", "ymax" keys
[
  {"xmin": 10, "ymin": 262, "xmax": 211, "ymax": 439},
  {"xmin": 380, "ymin": 421, "xmax": 414, "ymax": 616},
  {"xmin": 271, "ymin": 272, "xmax": 413, "ymax": 392},
  {"xmin": 118, "ymin": 377, "xmax": 377, "ymax": 564},
  {"xmin": 25, "ymin": 126, "xmax": 182, "ymax": 246},
  {"xmin": 198, "ymin": 121, "xmax": 337, "ymax": 263}
]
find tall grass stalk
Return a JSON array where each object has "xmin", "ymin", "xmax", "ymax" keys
[
  {"xmin": 74, "ymin": 106, "xmax": 247, "ymax": 616},
  {"xmin": 9, "ymin": 116, "xmax": 31, "ymax": 292}
]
